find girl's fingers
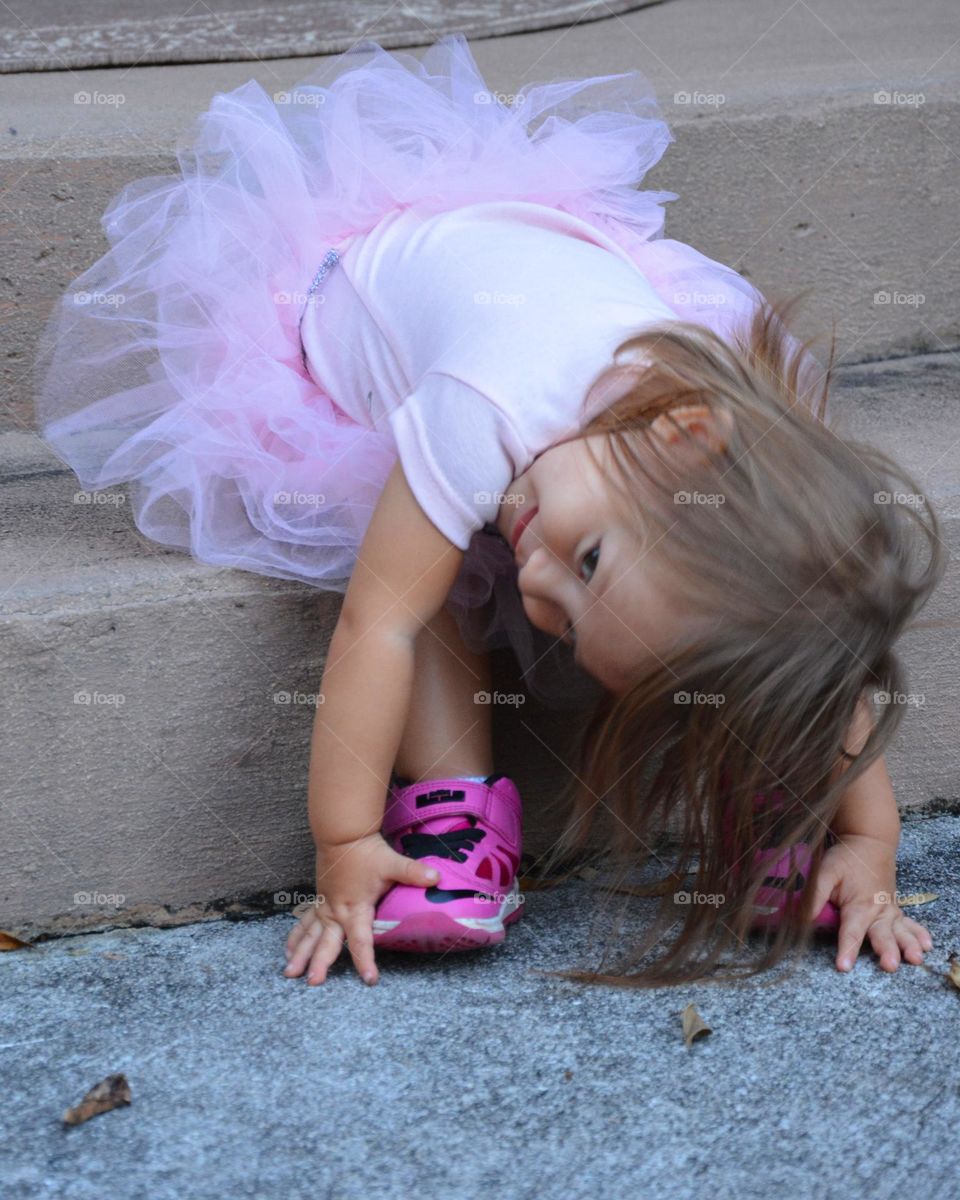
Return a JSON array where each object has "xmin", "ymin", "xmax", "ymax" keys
[
  {"xmin": 808, "ymin": 869, "xmax": 840, "ymax": 925},
  {"xmin": 305, "ymin": 923, "xmax": 345, "ymax": 986},
  {"xmin": 836, "ymin": 907, "xmax": 871, "ymax": 971},
  {"xmin": 902, "ymin": 916, "xmax": 933, "ymax": 952},
  {"xmin": 343, "ymin": 912, "xmax": 378, "ymax": 985},
  {"xmin": 283, "ymin": 915, "xmax": 324, "ymax": 977},
  {"xmin": 285, "ymin": 914, "xmax": 314, "ymax": 958},
  {"xmin": 893, "ymin": 914, "xmax": 932, "ymax": 964},
  {"xmin": 866, "ymin": 919, "xmax": 902, "ymax": 972},
  {"xmin": 388, "ymin": 849, "xmax": 440, "ymax": 889},
  {"xmin": 895, "ymin": 924, "xmax": 926, "ymax": 966}
]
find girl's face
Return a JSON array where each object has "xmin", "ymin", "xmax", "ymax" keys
[{"xmin": 496, "ymin": 431, "xmax": 688, "ymax": 695}]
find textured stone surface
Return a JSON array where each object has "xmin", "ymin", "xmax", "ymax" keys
[
  {"xmin": 0, "ymin": 0, "xmax": 662, "ymax": 72},
  {"xmin": 2, "ymin": 811, "xmax": 958, "ymax": 1200}
]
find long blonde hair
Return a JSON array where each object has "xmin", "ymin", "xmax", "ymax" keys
[{"xmin": 533, "ymin": 291, "xmax": 945, "ymax": 989}]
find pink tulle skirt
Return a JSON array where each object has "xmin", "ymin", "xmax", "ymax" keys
[{"xmin": 33, "ymin": 32, "xmax": 801, "ymax": 709}]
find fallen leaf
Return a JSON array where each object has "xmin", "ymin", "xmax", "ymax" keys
[
  {"xmin": 0, "ymin": 931, "xmax": 32, "ymax": 952},
  {"xmin": 948, "ymin": 956, "xmax": 960, "ymax": 992},
  {"xmin": 681, "ymin": 1003, "xmax": 712, "ymax": 1048},
  {"xmin": 63, "ymin": 1073, "xmax": 132, "ymax": 1126},
  {"xmin": 101, "ymin": 953, "xmax": 126, "ymax": 961},
  {"xmin": 898, "ymin": 892, "xmax": 939, "ymax": 907}
]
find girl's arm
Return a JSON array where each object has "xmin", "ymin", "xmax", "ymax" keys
[
  {"xmin": 813, "ymin": 693, "xmax": 932, "ymax": 972},
  {"xmin": 309, "ymin": 458, "xmax": 466, "ymax": 848},
  {"xmin": 284, "ymin": 459, "xmax": 467, "ymax": 986},
  {"xmin": 829, "ymin": 694, "xmax": 900, "ymax": 848}
]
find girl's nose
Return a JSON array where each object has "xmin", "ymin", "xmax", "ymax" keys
[
  {"xmin": 519, "ymin": 592, "xmax": 569, "ymax": 642},
  {"xmin": 518, "ymin": 551, "xmax": 569, "ymax": 640},
  {"xmin": 516, "ymin": 545, "xmax": 551, "ymax": 591}
]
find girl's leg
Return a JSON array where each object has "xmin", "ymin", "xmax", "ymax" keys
[{"xmin": 393, "ymin": 602, "xmax": 493, "ymax": 783}]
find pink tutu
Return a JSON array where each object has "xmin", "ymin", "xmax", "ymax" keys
[{"xmin": 33, "ymin": 32, "xmax": 808, "ymax": 709}]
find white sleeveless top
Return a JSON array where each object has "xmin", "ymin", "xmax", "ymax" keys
[{"xmin": 299, "ymin": 199, "xmax": 677, "ymax": 549}]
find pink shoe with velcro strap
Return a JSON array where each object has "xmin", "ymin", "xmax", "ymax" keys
[
  {"xmin": 720, "ymin": 769, "xmax": 841, "ymax": 933},
  {"xmin": 373, "ymin": 774, "xmax": 524, "ymax": 953}
]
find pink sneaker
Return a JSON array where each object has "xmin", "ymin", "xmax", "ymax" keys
[
  {"xmin": 750, "ymin": 837, "xmax": 841, "ymax": 932},
  {"xmin": 720, "ymin": 772, "xmax": 841, "ymax": 933},
  {"xmin": 373, "ymin": 774, "xmax": 524, "ymax": 953}
]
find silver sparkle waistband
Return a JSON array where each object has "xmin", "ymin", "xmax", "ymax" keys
[{"xmin": 298, "ymin": 248, "xmax": 340, "ymax": 372}]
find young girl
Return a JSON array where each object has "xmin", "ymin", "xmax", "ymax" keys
[{"xmin": 34, "ymin": 34, "xmax": 942, "ymax": 991}]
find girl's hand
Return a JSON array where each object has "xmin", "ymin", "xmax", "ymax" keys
[
  {"xmin": 808, "ymin": 833, "xmax": 933, "ymax": 973},
  {"xmin": 283, "ymin": 834, "xmax": 439, "ymax": 987}
]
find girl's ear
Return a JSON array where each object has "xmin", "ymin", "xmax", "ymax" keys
[{"xmin": 649, "ymin": 403, "xmax": 733, "ymax": 459}]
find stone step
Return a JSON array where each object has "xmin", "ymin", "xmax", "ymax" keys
[
  {"xmin": 4, "ymin": 1, "xmax": 959, "ymax": 934},
  {"xmin": 4, "ymin": 0, "xmax": 958, "ymax": 437},
  {"xmin": 2, "ymin": 351, "xmax": 957, "ymax": 936}
]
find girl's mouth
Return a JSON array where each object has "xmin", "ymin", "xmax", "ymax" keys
[{"xmin": 511, "ymin": 505, "xmax": 539, "ymax": 554}]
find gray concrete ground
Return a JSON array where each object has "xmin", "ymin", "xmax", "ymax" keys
[{"xmin": 3, "ymin": 810, "xmax": 959, "ymax": 1200}]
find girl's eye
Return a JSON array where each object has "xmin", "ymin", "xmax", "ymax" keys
[{"xmin": 580, "ymin": 544, "xmax": 600, "ymax": 583}]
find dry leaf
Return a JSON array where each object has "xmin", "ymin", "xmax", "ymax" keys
[
  {"xmin": 948, "ymin": 956, "xmax": 960, "ymax": 992},
  {"xmin": 681, "ymin": 1003, "xmax": 712, "ymax": 1048},
  {"xmin": 898, "ymin": 892, "xmax": 939, "ymax": 907},
  {"xmin": 101, "ymin": 953, "xmax": 126, "ymax": 961},
  {"xmin": 0, "ymin": 931, "xmax": 32, "ymax": 952},
  {"xmin": 63, "ymin": 1073, "xmax": 132, "ymax": 1126}
]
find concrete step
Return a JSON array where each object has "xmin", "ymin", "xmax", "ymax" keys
[
  {"xmin": 4, "ymin": 2, "xmax": 959, "ymax": 936},
  {"xmin": 3, "ymin": 0, "xmax": 959, "ymax": 437},
  {"xmin": 3, "ymin": 351, "xmax": 958, "ymax": 937}
]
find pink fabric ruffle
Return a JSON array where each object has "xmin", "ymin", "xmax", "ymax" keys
[{"xmin": 33, "ymin": 32, "xmax": 817, "ymax": 709}]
